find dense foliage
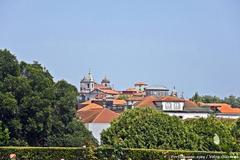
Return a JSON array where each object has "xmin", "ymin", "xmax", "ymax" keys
[
  {"xmin": 101, "ymin": 108, "xmax": 197, "ymax": 150},
  {"xmin": 97, "ymin": 147, "xmax": 240, "ymax": 160},
  {"xmin": 185, "ymin": 117, "xmax": 238, "ymax": 152},
  {"xmin": 102, "ymin": 108, "xmax": 240, "ymax": 152},
  {"xmin": 191, "ymin": 92, "xmax": 240, "ymax": 107},
  {"xmin": 0, "ymin": 147, "xmax": 239, "ymax": 160},
  {"xmin": 0, "ymin": 121, "xmax": 9, "ymax": 146},
  {"xmin": 0, "ymin": 49, "xmax": 97, "ymax": 146},
  {"xmin": 232, "ymin": 119, "xmax": 240, "ymax": 144}
]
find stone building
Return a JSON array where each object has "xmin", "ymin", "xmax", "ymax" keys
[
  {"xmin": 79, "ymin": 72, "xmax": 118, "ymax": 101},
  {"xmin": 145, "ymin": 85, "xmax": 169, "ymax": 97},
  {"xmin": 80, "ymin": 71, "xmax": 95, "ymax": 94}
]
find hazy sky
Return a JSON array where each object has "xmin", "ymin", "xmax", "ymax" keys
[{"xmin": 0, "ymin": 0, "xmax": 240, "ymax": 98}]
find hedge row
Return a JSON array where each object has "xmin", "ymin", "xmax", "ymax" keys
[
  {"xmin": 0, "ymin": 147, "xmax": 87, "ymax": 160},
  {"xmin": 0, "ymin": 147, "xmax": 240, "ymax": 160},
  {"xmin": 97, "ymin": 148, "xmax": 240, "ymax": 160}
]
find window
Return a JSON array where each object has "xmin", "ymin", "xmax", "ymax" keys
[{"xmin": 87, "ymin": 84, "xmax": 90, "ymax": 88}]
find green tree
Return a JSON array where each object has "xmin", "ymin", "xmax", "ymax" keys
[
  {"xmin": 101, "ymin": 108, "xmax": 196, "ymax": 150},
  {"xmin": 232, "ymin": 119, "xmax": 240, "ymax": 145},
  {"xmin": 201, "ymin": 95, "xmax": 222, "ymax": 103},
  {"xmin": 224, "ymin": 95, "xmax": 240, "ymax": 107},
  {"xmin": 46, "ymin": 80, "xmax": 97, "ymax": 146},
  {"xmin": 191, "ymin": 92, "xmax": 202, "ymax": 102},
  {"xmin": 191, "ymin": 92, "xmax": 222, "ymax": 103},
  {"xmin": 0, "ymin": 49, "xmax": 20, "ymax": 81},
  {"xmin": 19, "ymin": 62, "xmax": 54, "ymax": 92},
  {"xmin": 3, "ymin": 75, "xmax": 32, "ymax": 104},
  {"xmin": 53, "ymin": 80, "xmax": 78, "ymax": 125},
  {"xmin": 0, "ymin": 92, "xmax": 17, "ymax": 123},
  {"xmin": 185, "ymin": 117, "xmax": 237, "ymax": 152},
  {"xmin": 20, "ymin": 95, "xmax": 53, "ymax": 146},
  {"xmin": 0, "ymin": 121, "xmax": 10, "ymax": 146},
  {"xmin": 0, "ymin": 49, "xmax": 97, "ymax": 147},
  {"xmin": 47, "ymin": 119, "xmax": 97, "ymax": 147}
]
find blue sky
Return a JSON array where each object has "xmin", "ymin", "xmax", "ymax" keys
[{"xmin": 0, "ymin": 0, "xmax": 240, "ymax": 98}]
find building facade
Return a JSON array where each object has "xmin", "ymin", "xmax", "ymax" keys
[
  {"xmin": 79, "ymin": 72, "xmax": 117, "ymax": 101},
  {"xmin": 145, "ymin": 85, "xmax": 169, "ymax": 97}
]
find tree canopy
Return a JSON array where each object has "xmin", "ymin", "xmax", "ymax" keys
[
  {"xmin": 232, "ymin": 119, "xmax": 240, "ymax": 144},
  {"xmin": 191, "ymin": 92, "xmax": 240, "ymax": 107},
  {"xmin": 101, "ymin": 107, "xmax": 239, "ymax": 151},
  {"xmin": 101, "ymin": 107, "xmax": 196, "ymax": 150},
  {"xmin": 185, "ymin": 117, "xmax": 238, "ymax": 152},
  {"xmin": 0, "ymin": 121, "xmax": 10, "ymax": 146},
  {"xmin": 0, "ymin": 49, "xmax": 97, "ymax": 146}
]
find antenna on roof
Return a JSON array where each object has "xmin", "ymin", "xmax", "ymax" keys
[
  {"xmin": 181, "ymin": 92, "xmax": 184, "ymax": 99},
  {"xmin": 88, "ymin": 68, "xmax": 91, "ymax": 74},
  {"xmin": 171, "ymin": 86, "xmax": 177, "ymax": 97}
]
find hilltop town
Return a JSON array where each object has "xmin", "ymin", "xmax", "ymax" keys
[
  {"xmin": 1, "ymin": 49, "xmax": 240, "ymax": 159},
  {"xmin": 1, "ymin": 0, "xmax": 240, "ymax": 158},
  {"xmin": 77, "ymin": 71, "xmax": 240, "ymax": 142}
]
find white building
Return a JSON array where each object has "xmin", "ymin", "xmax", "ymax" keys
[
  {"xmin": 80, "ymin": 71, "xmax": 95, "ymax": 94},
  {"xmin": 77, "ymin": 103, "xmax": 119, "ymax": 143},
  {"xmin": 133, "ymin": 96, "xmax": 240, "ymax": 119}
]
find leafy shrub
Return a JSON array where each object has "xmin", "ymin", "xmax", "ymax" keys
[
  {"xmin": 185, "ymin": 116, "xmax": 238, "ymax": 152},
  {"xmin": 101, "ymin": 108, "xmax": 196, "ymax": 150}
]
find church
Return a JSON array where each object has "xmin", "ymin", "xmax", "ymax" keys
[{"xmin": 79, "ymin": 71, "xmax": 119, "ymax": 101}]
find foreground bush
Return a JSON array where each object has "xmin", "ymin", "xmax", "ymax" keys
[
  {"xmin": 232, "ymin": 119, "xmax": 240, "ymax": 145},
  {"xmin": 0, "ymin": 147, "xmax": 87, "ymax": 160},
  {"xmin": 97, "ymin": 147, "xmax": 240, "ymax": 160},
  {"xmin": 101, "ymin": 108, "xmax": 197, "ymax": 150},
  {"xmin": 101, "ymin": 108, "xmax": 240, "ymax": 152},
  {"xmin": 185, "ymin": 117, "xmax": 238, "ymax": 152}
]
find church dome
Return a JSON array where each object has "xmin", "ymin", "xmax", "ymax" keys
[
  {"xmin": 101, "ymin": 76, "xmax": 110, "ymax": 83},
  {"xmin": 81, "ymin": 72, "xmax": 94, "ymax": 83}
]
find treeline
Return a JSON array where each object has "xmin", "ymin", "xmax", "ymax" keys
[
  {"xmin": 191, "ymin": 92, "xmax": 240, "ymax": 107},
  {"xmin": 0, "ymin": 49, "xmax": 97, "ymax": 146},
  {"xmin": 101, "ymin": 108, "xmax": 240, "ymax": 152}
]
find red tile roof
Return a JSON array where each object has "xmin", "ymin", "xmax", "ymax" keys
[
  {"xmin": 157, "ymin": 96, "xmax": 185, "ymax": 102},
  {"xmin": 95, "ymin": 84, "xmax": 108, "ymax": 89},
  {"xmin": 134, "ymin": 96, "xmax": 158, "ymax": 107},
  {"xmin": 78, "ymin": 103, "xmax": 103, "ymax": 111},
  {"xmin": 184, "ymin": 99, "xmax": 199, "ymax": 109},
  {"xmin": 97, "ymin": 88, "xmax": 119, "ymax": 95},
  {"xmin": 113, "ymin": 99, "xmax": 127, "ymax": 106},
  {"xmin": 81, "ymin": 100, "xmax": 92, "ymax": 105},
  {"xmin": 122, "ymin": 88, "xmax": 139, "ymax": 94},
  {"xmin": 204, "ymin": 103, "xmax": 240, "ymax": 114},
  {"xmin": 77, "ymin": 108, "xmax": 103, "ymax": 123},
  {"xmin": 133, "ymin": 92, "xmax": 145, "ymax": 96},
  {"xmin": 134, "ymin": 96, "xmax": 186, "ymax": 108},
  {"xmin": 126, "ymin": 88, "xmax": 139, "ymax": 92},
  {"xmin": 134, "ymin": 82, "xmax": 147, "ymax": 86},
  {"xmin": 126, "ymin": 97, "xmax": 144, "ymax": 101},
  {"xmin": 91, "ymin": 108, "xmax": 119, "ymax": 123},
  {"xmin": 78, "ymin": 107, "xmax": 119, "ymax": 123}
]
